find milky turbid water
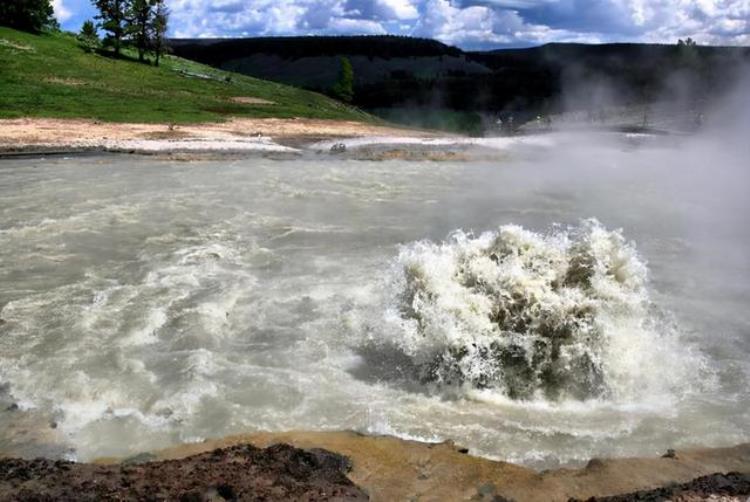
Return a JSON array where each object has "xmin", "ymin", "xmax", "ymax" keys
[{"xmin": 1, "ymin": 133, "xmax": 749, "ymax": 467}]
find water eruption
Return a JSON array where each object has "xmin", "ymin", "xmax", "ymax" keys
[{"xmin": 380, "ymin": 219, "xmax": 676, "ymax": 401}]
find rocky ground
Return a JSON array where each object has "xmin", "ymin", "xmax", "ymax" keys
[
  {"xmin": 0, "ymin": 443, "xmax": 367, "ymax": 501},
  {"xmin": 575, "ymin": 472, "xmax": 750, "ymax": 501},
  {"xmin": 0, "ymin": 436, "xmax": 749, "ymax": 501},
  {"xmin": 146, "ymin": 433, "xmax": 750, "ymax": 502}
]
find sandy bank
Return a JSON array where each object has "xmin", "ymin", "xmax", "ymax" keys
[
  {"xmin": 0, "ymin": 117, "xmax": 438, "ymax": 155},
  {"xmin": 92, "ymin": 432, "xmax": 749, "ymax": 501}
]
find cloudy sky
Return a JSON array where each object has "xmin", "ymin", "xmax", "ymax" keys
[{"xmin": 53, "ymin": 0, "xmax": 750, "ymax": 49}]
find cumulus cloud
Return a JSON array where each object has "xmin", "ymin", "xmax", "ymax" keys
[
  {"xmin": 512, "ymin": 0, "xmax": 750, "ymax": 45},
  {"xmin": 57, "ymin": 0, "xmax": 747, "ymax": 48},
  {"xmin": 52, "ymin": 0, "xmax": 73, "ymax": 23},
  {"xmin": 413, "ymin": 0, "xmax": 495, "ymax": 44}
]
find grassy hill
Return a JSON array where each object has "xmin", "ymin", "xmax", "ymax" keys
[{"xmin": 0, "ymin": 27, "xmax": 373, "ymax": 124}]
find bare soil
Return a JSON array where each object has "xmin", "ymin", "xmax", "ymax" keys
[{"xmin": 229, "ymin": 97, "xmax": 276, "ymax": 105}]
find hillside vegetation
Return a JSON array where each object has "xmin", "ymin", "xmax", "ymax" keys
[
  {"xmin": 173, "ymin": 36, "xmax": 750, "ymax": 133},
  {"xmin": 0, "ymin": 27, "xmax": 373, "ymax": 124}
]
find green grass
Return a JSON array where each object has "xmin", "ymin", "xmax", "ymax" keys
[{"xmin": 0, "ymin": 27, "xmax": 375, "ymax": 124}]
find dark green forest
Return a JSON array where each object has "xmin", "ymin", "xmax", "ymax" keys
[{"xmin": 172, "ymin": 36, "xmax": 750, "ymax": 134}]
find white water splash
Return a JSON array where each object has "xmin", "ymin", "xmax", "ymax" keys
[{"xmin": 372, "ymin": 219, "xmax": 711, "ymax": 403}]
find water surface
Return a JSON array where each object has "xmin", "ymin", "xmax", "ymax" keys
[{"xmin": 1, "ymin": 134, "xmax": 748, "ymax": 467}]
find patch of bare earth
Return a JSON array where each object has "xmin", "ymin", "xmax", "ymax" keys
[
  {"xmin": 44, "ymin": 77, "xmax": 86, "ymax": 87},
  {"xmin": 230, "ymin": 96, "xmax": 276, "ymax": 105},
  {"xmin": 0, "ymin": 39, "xmax": 33, "ymax": 51}
]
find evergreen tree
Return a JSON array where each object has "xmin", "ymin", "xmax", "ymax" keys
[
  {"xmin": 677, "ymin": 37, "xmax": 700, "ymax": 69},
  {"xmin": 331, "ymin": 57, "xmax": 354, "ymax": 103},
  {"xmin": 78, "ymin": 19, "xmax": 99, "ymax": 52},
  {"xmin": 93, "ymin": 0, "xmax": 128, "ymax": 57},
  {"xmin": 150, "ymin": 0, "xmax": 169, "ymax": 66},
  {"xmin": 129, "ymin": 0, "xmax": 152, "ymax": 62},
  {"xmin": 0, "ymin": 0, "xmax": 56, "ymax": 33}
]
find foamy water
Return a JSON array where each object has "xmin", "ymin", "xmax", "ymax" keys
[
  {"xmin": 366, "ymin": 220, "xmax": 710, "ymax": 403},
  {"xmin": 1, "ymin": 133, "xmax": 748, "ymax": 467}
]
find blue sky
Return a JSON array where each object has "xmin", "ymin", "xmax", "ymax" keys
[{"xmin": 53, "ymin": 0, "xmax": 750, "ymax": 49}]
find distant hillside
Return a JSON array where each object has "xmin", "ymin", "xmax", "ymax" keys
[
  {"xmin": 171, "ymin": 36, "xmax": 486, "ymax": 93},
  {"xmin": 0, "ymin": 27, "xmax": 373, "ymax": 124},
  {"xmin": 172, "ymin": 35, "xmax": 461, "ymax": 59},
  {"xmin": 171, "ymin": 36, "xmax": 750, "ymax": 134}
]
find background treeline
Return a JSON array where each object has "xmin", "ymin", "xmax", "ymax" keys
[
  {"xmin": 175, "ymin": 35, "xmax": 462, "ymax": 60},
  {"xmin": 172, "ymin": 36, "xmax": 750, "ymax": 134}
]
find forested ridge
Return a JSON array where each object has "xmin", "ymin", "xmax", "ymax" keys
[{"xmin": 172, "ymin": 36, "xmax": 750, "ymax": 133}]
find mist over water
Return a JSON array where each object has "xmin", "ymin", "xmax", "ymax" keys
[{"xmin": 0, "ymin": 129, "xmax": 749, "ymax": 467}]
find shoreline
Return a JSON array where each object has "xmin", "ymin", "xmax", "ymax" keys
[
  {"xmin": 140, "ymin": 432, "xmax": 750, "ymax": 501},
  {"xmin": 0, "ymin": 117, "xmax": 441, "ymax": 157},
  {"xmin": 0, "ymin": 118, "xmax": 675, "ymax": 162},
  {"xmin": 1, "ymin": 431, "xmax": 748, "ymax": 501}
]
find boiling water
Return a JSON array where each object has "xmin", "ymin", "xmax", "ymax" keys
[{"xmin": 1, "ymin": 133, "xmax": 748, "ymax": 467}]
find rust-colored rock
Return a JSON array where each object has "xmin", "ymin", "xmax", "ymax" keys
[
  {"xmin": 0, "ymin": 443, "xmax": 367, "ymax": 501},
  {"xmin": 572, "ymin": 471, "xmax": 750, "ymax": 501}
]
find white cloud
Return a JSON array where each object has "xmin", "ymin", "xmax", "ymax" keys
[
  {"xmin": 413, "ymin": 0, "xmax": 500, "ymax": 44},
  {"xmin": 330, "ymin": 17, "xmax": 387, "ymax": 33},
  {"xmin": 377, "ymin": 0, "xmax": 419, "ymax": 20},
  {"xmin": 53, "ymin": 0, "xmax": 73, "ymax": 23},
  {"xmin": 165, "ymin": 0, "xmax": 750, "ymax": 48}
]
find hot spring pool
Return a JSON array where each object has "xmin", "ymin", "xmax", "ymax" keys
[{"xmin": 1, "ymin": 132, "xmax": 748, "ymax": 467}]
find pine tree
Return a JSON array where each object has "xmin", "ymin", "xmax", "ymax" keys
[
  {"xmin": 93, "ymin": 0, "xmax": 128, "ymax": 57},
  {"xmin": 129, "ymin": 0, "xmax": 152, "ymax": 62},
  {"xmin": 331, "ymin": 57, "xmax": 354, "ymax": 103},
  {"xmin": 0, "ymin": 0, "xmax": 56, "ymax": 33},
  {"xmin": 150, "ymin": 0, "xmax": 169, "ymax": 67},
  {"xmin": 78, "ymin": 19, "xmax": 99, "ymax": 53}
]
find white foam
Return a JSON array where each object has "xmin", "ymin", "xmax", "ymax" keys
[
  {"xmin": 311, "ymin": 134, "xmax": 556, "ymax": 152},
  {"xmin": 75, "ymin": 137, "xmax": 298, "ymax": 153},
  {"xmin": 0, "ymin": 236, "xmax": 259, "ymax": 443},
  {"xmin": 371, "ymin": 219, "xmax": 712, "ymax": 404}
]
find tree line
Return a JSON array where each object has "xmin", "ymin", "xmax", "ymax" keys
[
  {"xmin": 170, "ymin": 35, "xmax": 461, "ymax": 63},
  {"xmin": 86, "ymin": 0, "xmax": 169, "ymax": 65}
]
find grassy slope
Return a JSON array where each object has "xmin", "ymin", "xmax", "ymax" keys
[{"xmin": 0, "ymin": 27, "xmax": 373, "ymax": 124}]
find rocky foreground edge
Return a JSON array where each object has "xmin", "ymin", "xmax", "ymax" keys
[
  {"xmin": 0, "ymin": 443, "xmax": 366, "ymax": 501},
  {"xmin": 1, "ymin": 433, "xmax": 749, "ymax": 501}
]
